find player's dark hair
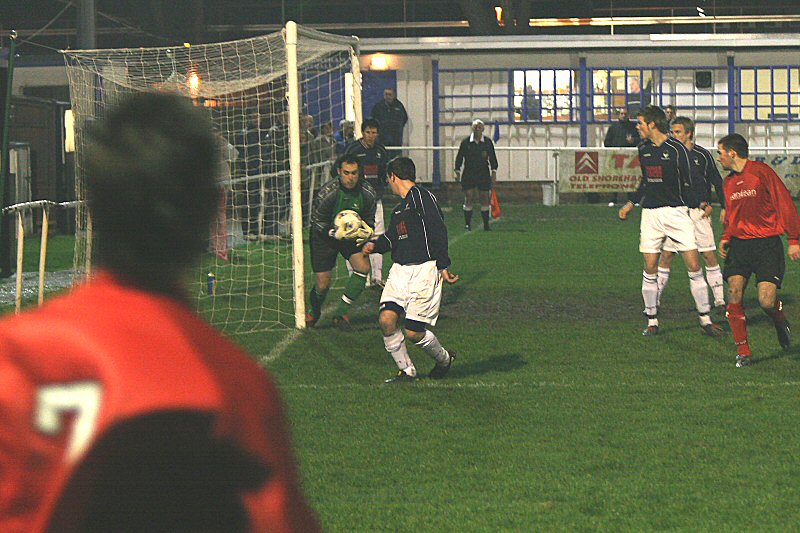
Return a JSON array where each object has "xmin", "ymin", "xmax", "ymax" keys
[
  {"xmin": 387, "ymin": 156, "xmax": 416, "ymax": 182},
  {"xmin": 638, "ymin": 105, "xmax": 669, "ymax": 133},
  {"xmin": 671, "ymin": 116, "xmax": 694, "ymax": 138},
  {"xmin": 664, "ymin": 104, "xmax": 677, "ymax": 113},
  {"xmin": 337, "ymin": 153, "xmax": 361, "ymax": 170},
  {"xmin": 361, "ymin": 117, "xmax": 380, "ymax": 131},
  {"xmin": 718, "ymin": 133, "xmax": 749, "ymax": 159},
  {"xmin": 85, "ymin": 92, "xmax": 219, "ymax": 294}
]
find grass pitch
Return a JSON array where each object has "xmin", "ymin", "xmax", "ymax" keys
[
  {"xmin": 256, "ymin": 204, "xmax": 800, "ymax": 531},
  {"xmin": 4, "ymin": 204, "xmax": 800, "ymax": 530}
]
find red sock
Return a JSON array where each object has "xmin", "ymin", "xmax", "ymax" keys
[{"xmin": 727, "ymin": 303, "xmax": 750, "ymax": 356}]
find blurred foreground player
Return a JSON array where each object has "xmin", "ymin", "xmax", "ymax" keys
[
  {"xmin": 363, "ymin": 157, "xmax": 459, "ymax": 382},
  {"xmin": 716, "ymin": 133, "xmax": 800, "ymax": 367},
  {"xmin": 0, "ymin": 93, "xmax": 320, "ymax": 533}
]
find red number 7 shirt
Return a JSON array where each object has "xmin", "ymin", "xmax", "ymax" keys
[{"xmin": 0, "ymin": 273, "xmax": 320, "ymax": 533}]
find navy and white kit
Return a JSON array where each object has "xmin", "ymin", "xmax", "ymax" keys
[
  {"xmin": 371, "ymin": 185, "xmax": 451, "ymax": 325},
  {"xmin": 663, "ymin": 143, "xmax": 724, "ymax": 253},
  {"xmin": 630, "ymin": 136, "xmax": 699, "ymax": 253}
]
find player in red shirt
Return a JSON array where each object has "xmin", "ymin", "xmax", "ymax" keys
[
  {"xmin": 717, "ymin": 133, "xmax": 800, "ymax": 367},
  {"xmin": 0, "ymin": 93, "xmax": 321, "ymax": 533}
]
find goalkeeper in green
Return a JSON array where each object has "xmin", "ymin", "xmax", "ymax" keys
[{"xmin": 307, "ymin": 154, "xmax": 377, "ymax": 329}]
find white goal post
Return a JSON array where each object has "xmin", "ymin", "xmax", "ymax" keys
[{"xmin": 63, "ymin": 22, "xmax": 361, "ymax": 332}]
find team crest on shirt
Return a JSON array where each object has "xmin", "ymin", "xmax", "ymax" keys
[{"xmin": 396, "ymin": 220, "xmax": 408, "ymax": 240}]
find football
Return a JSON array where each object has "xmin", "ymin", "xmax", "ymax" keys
[{"xmin": 333, "ymin": 210, "xmax": 362, "ymax": 238}]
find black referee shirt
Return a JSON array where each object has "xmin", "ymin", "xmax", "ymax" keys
[{"xmin": 454, "ymin": 135, "xmax": 498, "ymax": 179}]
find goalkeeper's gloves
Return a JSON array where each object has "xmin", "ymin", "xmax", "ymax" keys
[
  {"xmin": 454, "ymin": 169, "xmax": 461, "ymax": 181},
  {"xmin": 331, "ymin": 224, "xmax": 353, "ymax": 240},
  {"xmin": 354, "ymin": 221, "xmax": 374, "ymax": 246}
]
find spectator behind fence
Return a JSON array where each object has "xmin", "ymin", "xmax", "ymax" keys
[
  {"xmin": 626, "ymin": 77, "xmax": 652, "ymax": 117},
  {"xmin": 335, "ymin": 119, "xmax": 355, "ymax": 156},
  {"xmin": 602, "ymin": 107, "xmax": 640, "ymax": 204},
  {"xmin": 370, "ymin": 88, "xmax": 408, "ymax": 158},
  {"xmin": 312, "ymin": 121, "xmax": 337, "ymax": 168},
  {"xmin": 604, "ymin": 108, "xmax": 639, "ymax": 148},
  {"xmin": 664, "ymin": 104, "xmax": 677, "ymax": 123},
  {"xmin": 0, "ymin": 92, "xmax": 321, "ymax": 533}
]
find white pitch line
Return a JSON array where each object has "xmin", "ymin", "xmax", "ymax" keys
[
  {"xmin": 278, "ymin": 379, "xmax": 800, "ymax": 391},
  {"xmin": 259, "ymin": 328, "xmax": 301, "ymax": 364},
  {"xmin": 260, "ymin": 216, "xmax": 502, "ymax": 364}
]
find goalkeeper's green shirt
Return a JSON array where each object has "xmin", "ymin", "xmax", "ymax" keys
[{"xmin": 309, "ymin": 177, "xmax": 377, "ymax": 236}]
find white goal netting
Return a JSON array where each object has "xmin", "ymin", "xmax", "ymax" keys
[{"xmin": 63, "ymin": 23, "xmax": 361, "ymax": 332}]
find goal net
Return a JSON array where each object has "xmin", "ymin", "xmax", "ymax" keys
[{"xmin": 63, "ymin": 22, "xmax": 361, "ymax": 332}]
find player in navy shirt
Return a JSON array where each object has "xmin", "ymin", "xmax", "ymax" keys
[
  {"xmin": 363, "ymin": 157, "xmax": 459, "ymax": 383},
  {"xmin": 657, "ymin": 116, "xmax": 727, "ymax": 312},
  {"xmin": 345, "ymin": 118, "xmax": 389, "ymax": 287},
  {"xmin": 618, "ymin": 106, "xmax": 722, "ymax": 337}
]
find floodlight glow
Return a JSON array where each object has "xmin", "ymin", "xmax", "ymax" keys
[
  {"xmin": 187, "ymin": 69, "xmax": 200, "ymax": 97},
  {"xmin": 370, "ymin": 54, "xmax": 389, "ymax": 70}
]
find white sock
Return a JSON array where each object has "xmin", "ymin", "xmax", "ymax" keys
[
  {"xmin": 415, "ymin": 330, "xmax": 450, "ymax": 364},
  {"xmin": 656, "ymin": 267, "xmax": 670, "ymax": 306},
  {"xmin": 370, "ymin": 251, "xmax": 383, "ymax": 282},
  {"xmin": 688, "ymin": 269, "xmax": 711, "ymax": 315},
  {"xmin": 642, "ymin": 271, "xmax": 659, "ymax": 317},
  {"xmin": 383, "ymin": 330, "xmax": 416, "ymax": 376},
  {"xmin": 705, "ymin": 265, "xmax": 725, "ymax": 307}
]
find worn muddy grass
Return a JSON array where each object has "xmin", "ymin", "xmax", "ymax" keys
[{"xmin": 261, "ymin": 203, "xmax": 800, "ymax": 532}]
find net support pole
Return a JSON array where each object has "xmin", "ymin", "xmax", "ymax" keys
[
  {"xmin": 15, "ymin": 211, "xmax": 23, "ymax": 313},
  {"xmin": 285, "ymin": 21, "xmax": 307, "ymax": 329},
  {"xmin": 38, "ymin": 205, "xmax": 49, "ymax": 306},
  {"xmin": 351, "ymin": 48, "xmax": 363, "ymax": 139},
  {"xmin": 1, "ymin": 31, "xmax": 18, "ymax": 279},
  {"xmin": 85, "ymin": 213, "xmax": 92, "ymax": 279}
]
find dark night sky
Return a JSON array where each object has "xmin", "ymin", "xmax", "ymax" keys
[{"xmin": 3, "ymin": 0, "xmax": 799, "ymax": 54}]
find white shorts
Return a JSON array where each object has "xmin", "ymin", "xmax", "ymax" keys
[
  {"xmin": 639, "ymin": 206, "xmax": 697, "ymax": 254},
  {"xmin": 380, "ymin": 260, "xmax": 443, "ymax": 326},
  {"xmin": 663, "ymin": 208, "xmax": 716, "ymax": 253}
]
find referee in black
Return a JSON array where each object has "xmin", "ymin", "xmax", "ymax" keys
[{"xmin": 454, "ymin": 119, "xmax": 498, "ymax": 231}]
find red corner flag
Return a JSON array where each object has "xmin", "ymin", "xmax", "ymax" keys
[{"xmin": 490, "ymin": 189, "xmax": 501, "ymax": 219}]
